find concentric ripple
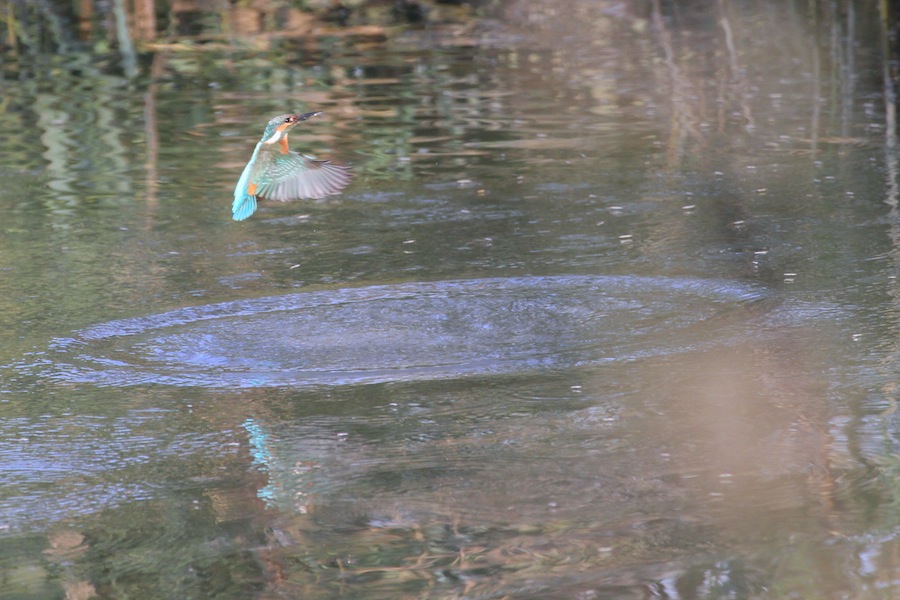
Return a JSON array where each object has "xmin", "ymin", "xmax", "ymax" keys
[{"xmin": 35, "ymin": 276, "xmax": 767, "ymax": 388}]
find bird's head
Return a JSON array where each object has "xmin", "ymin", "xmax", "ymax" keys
[{"xmin": 260, "ymin": 112, "xmax": 322, "ymax": 144}]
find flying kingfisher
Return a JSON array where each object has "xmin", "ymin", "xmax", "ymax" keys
[{"xmin": 232, "ymin": 112, "xmax": 351, "ymax": 221}]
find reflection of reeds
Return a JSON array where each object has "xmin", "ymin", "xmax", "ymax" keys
[
  {"xmin": 112, "ymin": 0, "xmax": 137, "ymax": 77},
  {"xmin": 4, "ymin": 0, "xmax": 18, "ymax": 55},
  {"xmin": 638, "ymin": 0, "xmax": 891, "ymax": 170},
  {"xmin": 143, "ymin": 52, "xmax": 167, "ymax": 214},
  {"xmin": 650, "ymin": 0, "xmax": 698, "ymax": 169},
  {"xmin": 881, "ymin": 0, "xmax": 898, "ymax": 212},
  {"xmin": 878, "ymin": 0, "xmax": 900, "ymax": 425},
  {"xmin": 0, "ymin": 0, "xmax": 394, "ymax": 58},
  {"xmin": 3, "ymin": 1, "xmax": 899, "ymax": 202},
  {"xmin": 717, "ymin": 0, "xmax": 754, "ymax": 129},
  {"xmin": 648, "ymin": 0, "xmax": 758, "ymax": 170}
]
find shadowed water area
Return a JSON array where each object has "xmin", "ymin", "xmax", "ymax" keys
[{"xmin": 2, "ymin": 1, "xmax": 900, "ymax": 598}]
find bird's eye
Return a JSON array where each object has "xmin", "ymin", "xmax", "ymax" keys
[{"xmin": 285, "ymin": 117, "xmax": 294, "ymax": 123}]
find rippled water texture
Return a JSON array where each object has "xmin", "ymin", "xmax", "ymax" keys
[
  {"xmin": 2, "ymin": 1, "xmax": 900, "ymax": 599},
  {"xmin": 36, "ymin": 276, "xmax": 766, "ymax": 387}
]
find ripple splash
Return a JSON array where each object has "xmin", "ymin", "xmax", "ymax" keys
[{"xmin": 35, "ymin": 276, "xmax": 766, "ymax": 388}]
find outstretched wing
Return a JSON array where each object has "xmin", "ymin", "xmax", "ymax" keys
[{"xmin": 254, "ymin": 151, "xmax": 351, "ymax": 202}]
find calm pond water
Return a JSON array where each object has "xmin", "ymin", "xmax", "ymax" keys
[{"xmin": 2, "ymin": 1, "xmax": 900, "ymax": 598}]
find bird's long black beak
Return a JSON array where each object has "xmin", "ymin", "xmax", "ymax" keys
[{"xmin": 297, "ymin": 111, "xmax": 323, "ymax": 121}]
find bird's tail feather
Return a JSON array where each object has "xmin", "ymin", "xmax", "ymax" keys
[{"xmin": 232, "ymin": 194, "xmax": 257, "ymax": 221}]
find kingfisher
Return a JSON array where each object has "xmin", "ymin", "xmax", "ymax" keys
[{"xmin": 232, "ymin": 112, "xmax": 351, "ymax": 221}]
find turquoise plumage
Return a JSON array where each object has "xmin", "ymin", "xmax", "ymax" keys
[{"xmin": 232, "ymin": 112, "xmax": 351, "ymax": 221}]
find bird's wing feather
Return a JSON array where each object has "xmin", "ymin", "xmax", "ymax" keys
[{"xmin": 253, "ymin": 151, "xmax": 351, "ymax": 202}]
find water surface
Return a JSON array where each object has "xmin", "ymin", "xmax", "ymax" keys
[
  {"xmin": 1, "ymin": 2, "xmax": 900, "ymax": 599},
  {"xmin": 31, "ymin": 275, "xmax": 767, "ymax": 388}
]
